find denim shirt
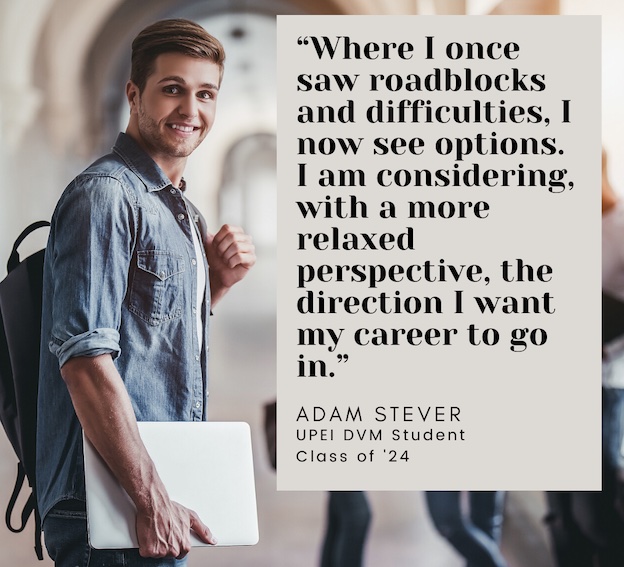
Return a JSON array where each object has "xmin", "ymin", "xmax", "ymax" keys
[{"xmin": 36, "ymin": 132, "xmax": 210, "ymax": 521}]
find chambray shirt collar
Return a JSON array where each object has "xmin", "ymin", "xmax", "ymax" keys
[{"xmin": 112, "ymin": 132, "xmax": 172, "ymax": 192}]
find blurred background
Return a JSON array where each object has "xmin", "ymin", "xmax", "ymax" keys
[{"xmin": 0, "ymin": 0, "xmax": 617, "ymax": 565}]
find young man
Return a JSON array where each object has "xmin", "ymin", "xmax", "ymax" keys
[{"xmin": 36, "ymin": 19, "xmax": 256, "ymax": 566}]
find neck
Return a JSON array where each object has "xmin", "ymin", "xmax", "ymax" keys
[
  {"xmin": 159, "ymin": 159, "xmax": 186, "ymax": 189},
  {"xmin": 125, "ymin": 125, "xmax": 187, "ymax": 188}
]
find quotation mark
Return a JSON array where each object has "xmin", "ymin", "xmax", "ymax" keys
[
  {"xmin": 297, "ymin": 36, "xmax": 309, "ymax": 46},
  {"xmin": 337, "ymin": 354, "xmax": 349, "ymax": 363}
]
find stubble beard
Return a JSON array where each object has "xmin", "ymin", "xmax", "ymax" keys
[{"xmin": 136, "ymin": 101, "xmax": 204, "ymax": 159}]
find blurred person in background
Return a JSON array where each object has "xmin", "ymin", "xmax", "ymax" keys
[
  {"xmin": 426, "ymin": 491, "xmax": 508, "ymax": 567},
  {"xmin": 320, "ymin": 491, "xmax": 371, "ymax": 567},
  {"xmin": 544, "ymin": 148, "xmax": 624, "ymax": 567}
]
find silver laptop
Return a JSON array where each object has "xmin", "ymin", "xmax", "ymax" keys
[{"xmin": 83, "ymin": 421, "xmax": 258, "ymax": 549}]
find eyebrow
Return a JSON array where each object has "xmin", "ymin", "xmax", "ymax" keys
[{"xmin": 157, "ymin": 75, "xmax": 219, "ymax": 90}]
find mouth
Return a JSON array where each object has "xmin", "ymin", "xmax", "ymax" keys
[{"xmin": 167, "ymin": 123, "xmax": 201, "ymax": 137}]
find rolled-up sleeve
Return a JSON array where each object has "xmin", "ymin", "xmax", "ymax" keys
[
  {"xmin": 50, "ymin": 328, "xmax": 121, "ymax": 368},
  {"xmin": 47, "ymin": 174, "xmax": 136, "ymax": 367}
]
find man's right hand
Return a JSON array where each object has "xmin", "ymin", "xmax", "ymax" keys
[
  {"xmin": 136, "ymin": 495, "xmax": 216, "ymax": 558},
  {"xmin": 61, "ymin": 355, "xmax": 217, "ymax": 559}
]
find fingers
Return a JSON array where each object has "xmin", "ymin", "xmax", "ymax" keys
[
  {"xmin": 137, "ymin": 503, "xmax": 214, "ymax": 559},
  {"xmin": 138, "ymin": 525, "xmax": 190, "ymax": 559},
  {"xmin": 189, "ymin": 508, "xmax": 218, "ymax": 545},
  {"xmin": 176, "ymin": 539, "xmax": 192, "ymax": 560},
  {"xmin": 211, "ymin": 224, "xmax": 256, "ymax": 269}
]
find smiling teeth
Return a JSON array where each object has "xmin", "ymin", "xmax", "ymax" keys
[{"xmin": 171, "ymin": 124, "xmax": 194, "ymax": 132}]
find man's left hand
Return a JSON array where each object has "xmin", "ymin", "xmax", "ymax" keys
[{"xmin": 204, "ymin": 224, "xmax": 256, "ymax": 306}]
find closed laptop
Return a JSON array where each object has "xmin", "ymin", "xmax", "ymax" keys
[{"xmin": 83, "ymin": 421, "xmax": 259, "ymax": 549}]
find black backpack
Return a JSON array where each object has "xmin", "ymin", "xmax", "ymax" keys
[{"xmin": 0, "ymin": 221, "xmax": 50, "ymax": 560}]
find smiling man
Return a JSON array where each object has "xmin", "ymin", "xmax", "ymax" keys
[{"xmin": 36, "ymin": 20, "xmax": 256, "ymax": 567}]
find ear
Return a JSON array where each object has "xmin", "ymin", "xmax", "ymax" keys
[{"xmin": 126, "ymin": 80, "xmax": 140, "ymax": 113}]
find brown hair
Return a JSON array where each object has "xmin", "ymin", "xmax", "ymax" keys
[{"xmin": 131, "ymin": 18, "xmax": 225, "ymax": 92}]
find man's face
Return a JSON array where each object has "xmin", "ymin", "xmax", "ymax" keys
[{"xmin": 128, "ymin": 52, "xmax": 221, "ymax": 161}]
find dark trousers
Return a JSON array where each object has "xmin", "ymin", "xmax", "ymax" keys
[
  {"xmin": 544, "ymin": 388, "xmax": 624, "ymax": 567},
  {"xmin": 546, "ymin": 483, "xmax": 624, "ymax": 567},
  {"xmin": 44, "ymin": 502, "xmax": 188, "ymax": 567},
  {"xmin": 426, "ymin": 491, "xmax": 507, "ymax": 567},
  {"xmin": 320, "ymin": 491, "xmax": 371, "ymax": 567}
]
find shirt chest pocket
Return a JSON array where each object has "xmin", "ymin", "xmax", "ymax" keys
[{"xmin": 129, "ymin": 250, "xmax": 185, "ymax": 325}]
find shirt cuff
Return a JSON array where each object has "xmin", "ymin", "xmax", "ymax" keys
[{"xmin": 50, "ymin": 328, "xmax": 121, "ymax": 368}]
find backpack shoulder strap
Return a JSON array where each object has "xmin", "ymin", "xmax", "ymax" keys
[{"xmin": 7, "ymin": 221, "xmax": 51, "ymax": 273}]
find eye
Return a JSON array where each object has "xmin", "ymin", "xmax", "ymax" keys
[
  {"xmin": 197, "ymin": 90, "xmax": 216, "ymax": 101},
  {"xmin": 163, "ymin": 85, "xmax": 181, "ymax": 95}
]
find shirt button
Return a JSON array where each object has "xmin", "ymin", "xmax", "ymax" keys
[
  {"xmin": 192, "ymin": 307, "xmax": 197, "ymax": 314},
  {"xmin": 177, "ymin": 213, "xmax": 185, "ymax": 221},
  {"xmin": 191, "ymin": 259, "xmax": 197, "ymax": 266},
  {"xmin": 195, "ymin": 401, "xmax": 201, "ymax": 409},
  {"xmin": 195, "ymin": 355, "xmax": 200, "ymax": 361},
  {"xmin": 159, "ymin": 271, "xmax": 166, "ymax": 279},
  {"xmin": 170, "ymin": 188, "xmax": 176, "ymax": 194}
]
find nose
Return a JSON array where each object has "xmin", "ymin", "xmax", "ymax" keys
[{"xmin": 178, "ymin": 94, "xmax": 198, "ymax": 118}]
